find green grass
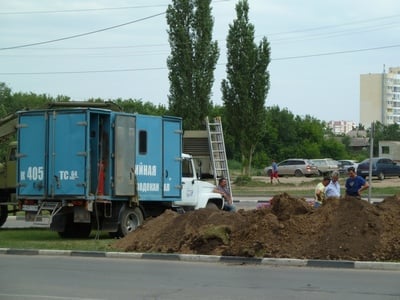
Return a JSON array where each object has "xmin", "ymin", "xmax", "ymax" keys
[{"xmin": 0, "ymin": 228, "xmax": 119, "ymax": 251}]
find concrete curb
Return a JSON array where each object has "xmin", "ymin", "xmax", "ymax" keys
[{"xmin": 1, "ymin": 248, "xmax": 399, "ymax": 270}]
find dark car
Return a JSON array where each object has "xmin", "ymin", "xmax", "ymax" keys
[{"xmin": 356, "ymin": 157, "xmax": 400, "ymax": 180}]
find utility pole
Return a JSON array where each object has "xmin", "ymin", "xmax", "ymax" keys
[{"xmin": 368, "ymin": 122, "xmax": 374, "ymax": 203}]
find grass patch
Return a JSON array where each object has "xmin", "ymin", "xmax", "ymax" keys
[{"xmin": 0, "ymin": 228, "xmax": 117, "ymax": 251}]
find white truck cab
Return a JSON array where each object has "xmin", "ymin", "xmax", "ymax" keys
[{"xmin": 177, "ymin": 153, "xmax": 224, "ymax": 210}]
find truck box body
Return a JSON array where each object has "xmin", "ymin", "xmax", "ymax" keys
[
  {"xmin": 13, "ymin": 107, "xmax": 224, "ymax": 237},
  {"xmin": 17, "ymin": 108, "xmax": 182, "ymax": 203}
]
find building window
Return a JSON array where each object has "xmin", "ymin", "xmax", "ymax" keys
[{"xmin": 381, "ymin": 146, "xmax": 390, "ymax": 154}]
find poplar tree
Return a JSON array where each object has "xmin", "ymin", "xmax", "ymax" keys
[
  {"xmin": 221, "ymin": 0, "xmax": 271, "ymax": 175},
  {"xmin": 166, "ymin": 0, "xmax": 219, "ymax": 130}
]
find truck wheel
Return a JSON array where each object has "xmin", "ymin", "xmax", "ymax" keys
[
  {"xmin": 57, "ymin": 214, "xmax": 91, "ymax": 238},
  {"xmin": 117, "ymin": 207, "xmax": 143, "ymax": 237},
  {"xmin": 0, "ymin": 206, "xmax": 8, "ymax": 227},
  {"xmin": 206, "ymin": 202, "xmax": 218, "ymax": 210}
]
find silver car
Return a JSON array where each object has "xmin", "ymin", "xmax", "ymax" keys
[
  {"xmin": 264, "ymin": 159, "xmax": 319, "ymax": 177},
  {"xmin": 311, "ymin": 158, "xmax": 340, "ymax": 176}
]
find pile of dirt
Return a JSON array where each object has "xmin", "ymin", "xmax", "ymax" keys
[{"xmin": 113, "ymin": 193, "xmax": 400, "ymax": 261}]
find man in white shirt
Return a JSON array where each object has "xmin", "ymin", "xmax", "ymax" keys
[{"xmin": 325, "ymin": 171, "xmax": 341, "ymax": 198}]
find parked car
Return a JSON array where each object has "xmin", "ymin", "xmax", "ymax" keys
[
  {"xmin": 356, "ymin": 157, "xmax": 400, "ymax": 180},
  {"xmin": 311, "ymin": 158, "xmax": 339, "ymax": 176},
  {"xmin": 264, "ymin": 159, "xmax": 319, "ymax": 177},
  {"xmin": 337, "ymin": 159, "xmax": 359, "ymax": 174}
]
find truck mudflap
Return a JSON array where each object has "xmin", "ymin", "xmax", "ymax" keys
[{"xmin": 50, "ymin": 206, "xmax": 92, "ymax": 238}]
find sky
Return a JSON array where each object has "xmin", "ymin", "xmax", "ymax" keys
[{"xmin": 1, "ymin": 0, "xmax": 400, "ymax": 124}]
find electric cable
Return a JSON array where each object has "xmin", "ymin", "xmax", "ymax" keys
[{"xmin": 0, "ymin": 12, "xmax": 166, "ymax": 51}]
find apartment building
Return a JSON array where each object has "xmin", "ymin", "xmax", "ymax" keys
[
  {"xmin": 360, "ymin": 66, "xmax": 400, "ymax": 126},
  {"xmin": 327, "ymin": 120, "xmax": 356, "ymax": 134}
]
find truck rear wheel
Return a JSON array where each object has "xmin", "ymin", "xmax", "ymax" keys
[
  {"xmin": 0, "ymin": 205, "xmax": 8, "ymax": 227},
  {"xmin": 116, "ymin": 207, "xmax": 144, "ymax": 237},
  {"xmin": 57, "ymin": 214, "xmax": 92, "ymax": 238}
]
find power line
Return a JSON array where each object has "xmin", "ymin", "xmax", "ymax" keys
[
  {"xmin": 0, "ymin": 4, "xmax": 169, "ymax": 15},
  {"xmin": 271, "ymin": 43, "xmax": 400, "ymax": 61},
  {"xmin": 0, "ymin": 67, "xmax": 166, "ymax": 75},
  {"xmin": 1, "ymin": 43, "xmax": 399, "ymax": 76},
  {"xmin": 0, "ymin": 0, "xmax": 231, "ymax": 15},
  {"xmin": 266, "ymin": 13, "xmax": 400, "ymax": 37},
  {"xmin": 0, "ymin": 12, "xmax": 166, "ymax": 51}
]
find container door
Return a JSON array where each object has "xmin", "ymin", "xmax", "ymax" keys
[
  {"xmin": 114, "ymin": 115, "xmax": 136, "ymax": 196},
  {"xmin": 162, "ymin": 118, "xmax": 181, "ymax": 198},
  {"xmin": 17, "ymin": 112, "xmax": 47, "ymax": 196},
  {"xmin": 48, "ymin": 111, "xmax": 87, "ymax": 196}
]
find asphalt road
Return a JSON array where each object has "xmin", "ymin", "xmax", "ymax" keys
[{"xmin": 1, "ymin": 255, "xmax": 399, "ymax": 300}]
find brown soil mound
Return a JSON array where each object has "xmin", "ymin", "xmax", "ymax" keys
[{"xmin": 113, "ymin": 193, "xmax": 400, "ymax": 261}]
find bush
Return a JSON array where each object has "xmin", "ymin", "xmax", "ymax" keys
[{"xmin": 234, "ymin": 175, "xmax": 252, "ymax": 186}]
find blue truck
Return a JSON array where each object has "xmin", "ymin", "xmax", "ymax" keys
[{"xmin": 16, "ymin": 107, "xmax": 224, "ymax": 237}]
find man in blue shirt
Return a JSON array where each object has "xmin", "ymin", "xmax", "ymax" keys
[
  {"xmin": 270, "ymin": 160, "xmax": 280, "ymax": 184},
  {"xmin": 345, "ymin": 167, "xmax": 369, "ymax": 198}
]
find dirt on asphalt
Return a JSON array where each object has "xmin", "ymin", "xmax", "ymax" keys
[{"xmin": 114, "ymin": 193, "xmax": 400, "ymax": 261}]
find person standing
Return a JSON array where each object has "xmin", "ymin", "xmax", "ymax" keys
[
  {"xmin": 345, "ymin": 166, "xmax": 369, "ymax": 198},
  {"xmin": 214, "ymin": 177, "xmax": 236, "ymax": 212},
  {"xmin": 314, "ymin": 175, "xmax": 330, "ymax": 207},
  {"xmin": 325, "ymin": 171, "xmax": 341, "ymax": 198},
  {"xmin": 270, "ymin": 160, "xmax": 280, "ymax": 184}
]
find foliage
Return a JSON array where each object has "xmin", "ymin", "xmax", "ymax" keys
[
  {"xmin": 114, "ymin": 98, "xmax": 168, "ymax": 115},
  {"xmin": 221, "ymin": 0, "xmax": 271, "ymax": 175},
  {"xmin": 260, "ymin": 105, "xmax": 352, "ymax": 164},
  {"xmin": 234, "ymin": 175, "xmax": 252, "ymax": 186},
  {"xmin": 166, "ymin": 0, "xmax": 219, "ymax": 130}
]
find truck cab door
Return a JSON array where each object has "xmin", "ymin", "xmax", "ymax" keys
[{"xmin": 179, "ymin": 157, "xmax": 199, "ymax": 206}]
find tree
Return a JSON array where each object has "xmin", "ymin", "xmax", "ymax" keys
[
  {"xmin": 221, "ymin": 0, "xmax": 271, "ymax": 175},
  {"xmin": 166, "ymin": 0, "xmax": 219, "ymax": 130},
  {"xmin": 0, "ymin": 82, "xmax": 12, "ymax": 117}
]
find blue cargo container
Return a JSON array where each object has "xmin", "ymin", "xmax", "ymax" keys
[{"xmin": 17, "ymin": 108, "xmax": 182, "ymax": 237}]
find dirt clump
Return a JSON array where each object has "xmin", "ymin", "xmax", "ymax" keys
[{"xmin": 113, "ymin": 193, "xmax": 400, "ymax": 261}]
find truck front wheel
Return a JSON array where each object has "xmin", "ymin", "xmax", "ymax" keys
[
  {"xmin": 117, "ymin": 207, "xmax": 144, "ymax": 237},
  {"xmin": 0, "ymin": 205, "xmax": 8, "ymax": 227},
  {"xmin": 206, "ymin": 202, "xmax": 218, "ymax": 210}
]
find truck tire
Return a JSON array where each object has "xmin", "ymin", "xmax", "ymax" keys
[
  {"xmin": 116, "ymin": 207, "xmax": 144, "ymax": 237},
  {"xmin": 57, "ymin": 214, "xmax": 92, "ymax": 238},
  {"xmin": 206, "ymin": 202, "xmax": 218, "ymax": 210},
  {"xmin": 0, "ymin": 205, "xmax": 8, "ymax": 227}
]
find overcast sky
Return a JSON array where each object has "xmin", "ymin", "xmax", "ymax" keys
[{"xmin": 1, "ymin": 0, "xmax": 400, "ymax": 123}]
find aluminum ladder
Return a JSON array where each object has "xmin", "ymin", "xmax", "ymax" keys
[
  {"xmin": 33, "ymin": 201, "xmax": 62, "ymax": 225},
  {"xmin": 206, "ymin": 116, "xmax": 232, "ymax": 197}
]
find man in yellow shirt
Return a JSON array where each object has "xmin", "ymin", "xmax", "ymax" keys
[{"xmin": 314, "ymin": 176, "xmax": 330, "ymax": 208}]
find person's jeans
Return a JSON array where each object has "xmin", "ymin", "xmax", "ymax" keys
[{"xmin": 223, "ymin": 203, "xmax": 236, "ymax": 212}]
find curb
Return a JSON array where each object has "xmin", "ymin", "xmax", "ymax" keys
[{"xmin": 1, "ymin": 248, "xmax": 400, "ymax": 270}]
